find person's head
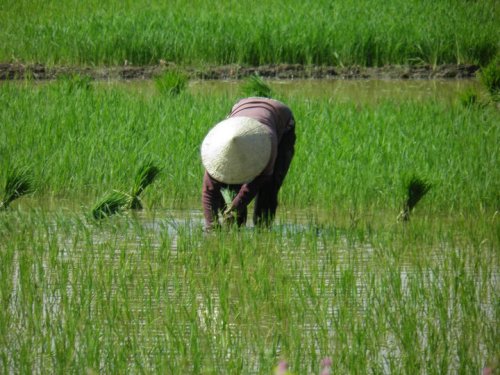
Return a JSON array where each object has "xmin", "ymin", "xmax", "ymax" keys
[{"xmin": 201, "ymin": 117, "xmax": 272, "ymax": 184}]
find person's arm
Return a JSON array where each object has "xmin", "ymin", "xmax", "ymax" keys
[
  {"xmin": 202, "ymin": 171, "xmax": 222, "ymax": 230},
  {"xmin": 229, "ymin": 174, "xmax": 272, "ymax": 214}
]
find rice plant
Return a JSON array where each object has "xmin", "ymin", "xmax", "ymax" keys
[
  {"xmin": 1, "ymin": 210, "xmax": 496, "ymax": 373},
  {"xmin": 0, "ymin": 0, "xmax": 497, "ymax": 67},
  {"xmin": 459, "ymin": 89, "xmax": 480, "ymax": 108},
  {"xmin": 91, "ymin": 190, "xmax": 130, "ymax": 219},
  {"xmin": 220, "ymin": 187, "xmax": 235, "ymax": 207},
  {"xmin": 479, "ymin": 57, "xmax": 500, "ymax": 101},
  {"xmin": 220, "ymin": 187, "xmax": 237, "ymax": 226},
  {"xmin": 129, "ymin": 160, "xmax": 161, "ymax": 210},
  {"xmin": 0, "ymin": 167, "xmax": 34, "ymax": 210},
  {"xmin": 1, "ymin": 79, "xmax": 498, "ymax": 214},
  {"xmin": 154, "ymin": 70, "xmax": 188, "ymax": 96},
  {"xmin": 57, "ymin": 73, "xmax": 93, "ymax": 93},
  {"xmin": 241, "ymin": 73, "xmax": 273, "ymax": 98},
  {"xmin": 398, "ymin": 176, "xmax": 432, "ymax": 221}
]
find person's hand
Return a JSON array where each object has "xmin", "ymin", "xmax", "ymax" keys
[{"xmin": 222, "ymin": 205, "xmax": 236, "ymax": 226}]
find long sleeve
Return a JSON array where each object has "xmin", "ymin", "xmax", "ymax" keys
[
  {"xmin": 202, "ymin": 171, "xmax": 222, "ymax": 229},
  {"xmin": 231, "ymin": 174, "xmax": 272, "ymax": 212}
]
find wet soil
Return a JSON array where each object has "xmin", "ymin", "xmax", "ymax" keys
[{"xmin": 0, "ymin": 62, "xmax": 480, "ymax": 81}]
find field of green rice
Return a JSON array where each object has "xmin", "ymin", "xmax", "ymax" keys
[
  {"xmin": 0, "ymin": 78, "xmax": 498, "ymax": 373},
  {"xmin": 1, "ymin": 0, "xmax": 498, "ymax": 67},
  {"xmin": 1, "ymin": 0, "xmax": 499, "ymax": 372},
  {"xmin": 0, "ymin": 79, "xmax": 498, "ymax": 214}
]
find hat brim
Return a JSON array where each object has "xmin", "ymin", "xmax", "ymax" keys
[{"xmin": 201, "ymin": 117, "xmax": 272, "ymax": 184}]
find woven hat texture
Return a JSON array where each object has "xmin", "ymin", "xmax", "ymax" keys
[{"xmin": 201, "ymin": 117, "xmax": 272, "ymax": 184}]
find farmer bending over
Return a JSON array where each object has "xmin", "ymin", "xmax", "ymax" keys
[{"xmin": 201, "ymin": 97, "xmax": 296, "ymax": 230}]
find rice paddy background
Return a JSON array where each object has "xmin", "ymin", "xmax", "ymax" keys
[
  {"xmin": 1, "ymin": 0, "xmax": 498, "ymax": 67},
  {"xmin": 0, "ymin": 78, "xmax": 498, "ymax": 373}
]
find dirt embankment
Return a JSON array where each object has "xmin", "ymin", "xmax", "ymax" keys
[{"xmin": 0, "ymin": 62, "xmax": 480, "ymax": 81}]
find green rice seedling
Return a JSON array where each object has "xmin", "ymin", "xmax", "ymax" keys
[
  {"xmin": 0, "ymin": 167, "xmax": 34, "ymax": 210},
  {"xmin": 398, "ymin": 176, "xmax": 431, "ymax": 221},
  {"xmin": 154, "ymin": 70, "xmax": 188, "ymax": 96},
  {"xmin": 129, "ymin": 160, "xmax": 161, "ymax": 210},
  {"xmin": 0, "ymin": 207, "xmax": 497, "ymax": 373},
  {"xmin": 57, "ymin": 73, "xmax": 93, "ymax": 93},
  {"xmin": 241, "ymin": 74, "xmax": 273, "ymax": 98},
  {"xmin": 220, "ymin": 187, "xmax": 237, "ymax": 226},
  {"xmin": 479, "ymin": 57, "xmax": 500, "ymax": 101},
  {"xmin": 91, "ymin": 190, "xmax": 130, "ymax": 220},
  {"xmin": 220, "ymin": 187, "xmax": 235, "ymax": 207},
  {"xmin": 459, "ymin": 89, "xmax": 480, "ymax": 108}
]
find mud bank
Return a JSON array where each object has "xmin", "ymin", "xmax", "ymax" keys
[{"xmin": 0, "ymin": 62, "xmax": 479, "ymax": 81}]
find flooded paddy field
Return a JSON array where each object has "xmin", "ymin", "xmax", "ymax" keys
[
  {"xmin": 0, "ymin": 77, "xmax": 498, "ymax": 373},
  {"xmin": 0, "ymin": 205, "xmax": 497, "ymax": 374}
]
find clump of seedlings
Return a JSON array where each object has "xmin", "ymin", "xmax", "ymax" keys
[
  {"xmin": 57, "ymin": 73, "xmax": 93, "ymax": 93},
  {"xmin": 0, "ymin": 167, "xmax": 35, "ymax": 210},
  {"xmin": 241, "ymin": 73, "xmax": 273, "ymax": 98},
  {"xmin": 154, "ymin": 70, "xmax": 189, "ymax": 96},
  {"xmin": 220, "ymin": 187, "xmax": 235, "ymax": 207},
  {"xmin": 459, "ymin": 88, "xmax": 482, "ymax": 108},
  {"xmin": 220, "ymin": 187, "xmax": 237, "ymax": 225},
  {"xmin": 479, "ymin": 57, "xmax": 500, "ymax": 101},
  {"xmin": 91, "ymin": 190, "xmax": 130, "ymax": 220},
  {"xmin": 129, "ymin": 160, "xmax": 161, "ymax": 210},
  {"xmin": 398, "ymin": 176, "xmax": 431, "ymax": 221},
  {"xmin": 91, "ymin": 160, "xmax": 161, "ymax": 219}
]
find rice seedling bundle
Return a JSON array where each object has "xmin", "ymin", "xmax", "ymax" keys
[
  {"xmin": 91, "ymin": 190, "xmax": 130, "ymax": 219},
  {"xmin": 91, "ymin": 160, "xmax": 161, "ymax": 219},
  {"xmin": 398, "ymin": 176, "xmax": 431, "ymax": 221},
  {"xmin": 220, "ymin": 187, "xmax": 235, "ymax": 207},
  {"xmin": 154, "ymin": 70, "xmax": 188, "ymax": 96},
  {"xmin": 241, "ymin": 74, "xmax": 273, "ymax": 98},
  {"xmin": 0, "ymin": 167, "xmax": 34, "ymax": 210},
  {"xmin": 129, "ymin": 161, "xmax": 161, "ymax": 209}
]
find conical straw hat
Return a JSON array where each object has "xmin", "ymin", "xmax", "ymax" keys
[{"xmin": 201, "ymin": 117, "xmax": 272, "ymax": 184}]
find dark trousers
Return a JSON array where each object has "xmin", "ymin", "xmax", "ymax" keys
[{"xmin": 228, "ymin": 126, "xmax": 296, "ymax": 227}]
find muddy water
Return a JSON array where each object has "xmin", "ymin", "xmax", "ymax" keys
[
  {"xmin": 188, "ymin": 78, "xmax": 485, "ymax": 103},
  {"xmin": 106, "ymin": 78, "xmax": 486, "ymax": 104}
]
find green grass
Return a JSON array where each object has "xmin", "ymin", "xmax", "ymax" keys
[{"xmin": 0, "ymin": 0, "xmax": 498, "ymax": 67}]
